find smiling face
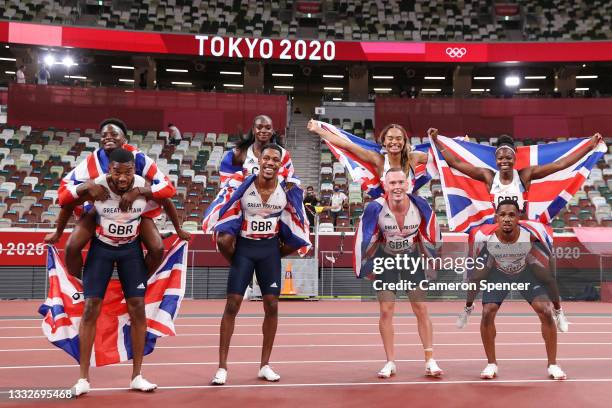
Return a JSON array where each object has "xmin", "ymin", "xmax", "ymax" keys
[
  {"xmin": 109, "ymin": 161, "xmax": 135, "ymax": 193},
  {"xmin": 495, "ymin": 203, "xmax": 520, "ymax": 234},
  {"xmin": 253, "ymin": 116, "xmax": 274, "ymax": 145},
  {"xmin": 381, "ymin": 127, "xmax": 407, "ymax": 155},
  {"xmin": 495, "ymin": 147, "xmax": 516, "ymax": 172},
  {"xmin": 384, "ymin": 170, "xmax": 409, "ymax": 202},
  {"xmin": 100, "ymin": 124, "xmax": 127, "ymax": 153},
  {"xmin": 258, "ymin": 147, "xmax": 282, "ymax": 180}
]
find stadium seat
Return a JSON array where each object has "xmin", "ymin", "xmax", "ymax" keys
[
  {"xmin": 0, "ymin": 182, "xmax": 16, "ymax": 196},
  {"xmin": 318, "ymin": 222, "xmax": 334, "ymax": 232},
  {"xmin": 321, "ymin": 182, "xmax": 333, "ymax": 192},
  {"xmin": 182, "ymin": 221, "xmax": 199, "ymax": 231}
]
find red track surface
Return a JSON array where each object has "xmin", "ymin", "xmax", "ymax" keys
[{"xmin": 1, "ymin": 300, "xmax": 611, "ymax": 407}]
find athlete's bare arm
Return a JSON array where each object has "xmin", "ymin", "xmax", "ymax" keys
[
  {"xmin": 428, "ymin": 128, "xmax": 494, "ymax": 186},
  {"xmin": 119, "ymin": 184, "xmax": 154, "ymax": 212},
  {"xmin": 156, "ymin": 198, "xmax": 191, "ymax": 241},
  {"xmin": 409, "ymin": 150, "xmax": 428, "ymax": 166},
  {"xmin": 43, "ymin": 194, "xmax": 92, "ymax": 244},
  {"xmin": 307, "ymin": 119, "xmax": 383, "ymax": 169},
  {"xmin": 232, "ymin": 147, "xmax": 247, "ymax": 167}
]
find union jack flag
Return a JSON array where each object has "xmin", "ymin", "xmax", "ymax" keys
[
  {"xmin": 353, "ymin": 195, "xmax": 440, "ymax": 279},
  {"xmin": 315, "ymin": 121, "xmax": 437, "ymax": 198},
  {"xmin": 202, "ymin": 147, "xmax": 297, "ymax": 233},
  {"xmin": 468, "ymin": 220, "xmax": 553, "ymax": 279},
  {"xmin": 38, "ymin": 241, "xmax": 187, "ymax": 367},
  {"xmin": 431, "ymin": 135, "xmax": 606, "ymax": 232},
  {"xmin": 213, "ymin": 174, "xmax": 311, "ymax": 255},
  {"xmin": 58, "ymin": 144, "xmax": 176, "ymax": 207}
]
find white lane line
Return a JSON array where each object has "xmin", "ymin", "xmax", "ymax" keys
[
  {"xmin": 0, "ymin": 330, "xmax": 612, "ymax": 340},
  {"xmin": 1, "ymin": 378, "xmax": 612, "ymax": 391},
  {"xmin": 3, "ymin": 330, "xmax": 612, "ymax": 339},
  {"xmin": 1, "ymin": 315, "xmax": 612, "ymax": 322},
  {"xmin": 2, "ymin": 322, "xmax": 612, "ymax": 329},
  {"xmin": 1, "ymin": 341, "xmax": 612, "ymax": 353},
  {"xmin": 1, "ymin": 357, "xmax": 611, "ymax": 370}
]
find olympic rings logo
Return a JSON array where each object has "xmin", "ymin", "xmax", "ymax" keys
[{"xmin": 446, "ymin": 47, "xmax": 467, "ymax": 58}]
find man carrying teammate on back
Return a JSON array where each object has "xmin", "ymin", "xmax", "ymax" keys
[
  {"xmin": 57, "ymin": 118, "xmax": 181, "ymax": 278},
  {"xmin": 472, "ymin": 199, "xmax": 566, "ymax": 380},
  {"xmin": 49, "ymin": 148, "xmax": 189, "ymax": 395},
  {"xmin": 210, "ymin": 143, "xmax": 310, "ymax": 385}
]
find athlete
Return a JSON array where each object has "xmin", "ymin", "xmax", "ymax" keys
[
  {"xmin": 429, "ymin": 129, "xmax": 601, "ymax": 331},
  {"xmin": 44, "ymin": 178, "xmax": 191, "ymax": 255},
  {"xmin": 232, "ymin": 114, "xmax": 292, "ymax": 179},
  {"xmin": 475, "ymin": 199, "xmax": 566, "ymax": 380},
  {"xmin": 57, "ymin": 118, "xmax": 178, "ymax": 278},
  {"xmin": 307, "ymin": 119, "xmax": 428, "ymax": 194},
  {"xmin": 54, "ymin": 148, "xmax": 177, "ymax": 395},
  {"xmin": 203, "ymin": 114, "xmax": 295, "ymax": 241},
  {"xmin": 211, "ymin": 144, "xmax": 310, "ymax": 385},
  {"xmin": 356, "ymin": 168, "xmax": 443, "ymax": 378}
]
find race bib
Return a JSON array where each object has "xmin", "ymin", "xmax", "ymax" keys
[
  {"xmin": 385, "ymin": 237, "xmax": 417, "ymax": 254},
  {"xmin": 100, "ymin": 217, "xmax": 138, "ymax": 238},
  {"xmin": 244, "ymin": 217, "xmax": 279, "ymax": 236}
]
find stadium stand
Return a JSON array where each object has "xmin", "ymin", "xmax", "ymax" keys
[
  {"xmin": 0, "ymin": 110, "xmax": 609, "ymax": 232},
  {"xmin": 0, "ymin": 0, "xmax": 79, "ymax": 24},
  {"xmin": 1, "ymin": 0, "xmax": 610, "ymax": 41},
  {"xmin": 0, "ymin": 123, "xmax": 241, "ymax": 231},
  {"xmin": 523, "ymin": 0, "xmax": 612, "ymax": 41},
  {"xmin": 321, "ymin": 0, "xmax": 504, "ymax": 41}
]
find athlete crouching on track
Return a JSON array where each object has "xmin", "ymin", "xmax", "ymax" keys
[
  {"xmin": 473, "ymin": 199, "xmax": 566, "ymax": 380},
  {"xmin": 356, "ymin": 168, "xmax": 443, "ymax": 379},
  {"xmin": 211, "ymin": 143, "xmax": 310, "ymax": 385},
  {"xmin": 48, "ymin": 149, "xmax": 189, "ymax": 396}
]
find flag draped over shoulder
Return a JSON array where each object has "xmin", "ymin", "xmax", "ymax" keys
[
  {"xmin": 58, "ymin": 144, "xmax": 175, "ymax": 206},
  {"xmin": 431, "ymin": 135, "xmax": 606, "ymax": 232},
  {"xmin": 213, "ymin": 174, "xmax": 312, "ymax": 255},
  {"xmin": 202, "ymin": 147, "xmax": 297, "ymax": 233},
  {"xmin": 316, "ymin": 121, "xmax": 437, "ymax": 198},
  {"xmin": 353, "ymin": 195, "xmax": 440, "ymax": 279},
  {"xmin": 39, "ymin": 241, "xmax": 187, "ymax": 367},
  {"xmin": 467, "ymin": 220, "xmax": 553, "ymax": 280}
]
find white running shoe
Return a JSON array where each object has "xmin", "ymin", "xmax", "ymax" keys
[
  {"xmin": 130, "ymin": 375, "xmax": 157, "ymax": 392},
  {"xmin": 211, "ymin": 368, "xmax": 227, "ymax": 385},
  {"xmin": 547, "ymin": 364, "xmax": 567, "ymax": 380},
  {"xmin": 456, "ymin": 305, "xmax": 474, "ymax": 329},
  {"xmin": 425, "ymin": 359, "xmax": 444, "ymax": 377},
  {"xmin": 257, "ymin": 365, "xmax": 280, "ymax": 382},
  {"xmin": 377, "ymin": 361, "xmax": 397, "ymax": 378},
  {"xmin": 480, "ymin": 363, "xmax": 498, "ymax": 379},
  {"xmin": 72, "ymin": 378, "xmax": 90, "ymax": 397},
  {"xmin": 554, "ymin": 308, "xmax": 569, "ymax": 333}
]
